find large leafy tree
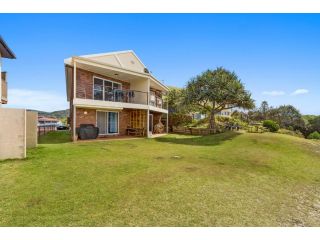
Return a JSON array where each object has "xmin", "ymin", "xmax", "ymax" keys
[
  {"xmin": 268, "ymin": 105, "xmax": 305, "ymax": 130},
  {"xmin": 164, "ymin": 86, "xmax": 196, "ymax": 130},
  {"xmin": 184, "ymin": 67, "xmax": 255, "ymax": 129},
  {"xmin": 165, "ymin": 86, "xmax": 186, "ymax": 113}
]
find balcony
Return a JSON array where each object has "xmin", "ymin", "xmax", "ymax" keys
[
  {"xmin": 77, "ymin": 87, "xmax": 148, "ymax": 105},
  {"xmin": 1, "ymin": 72, "xmax": 7, "ymax": 103},
  {"xmin": 75, "ymin": 87, "xmax": 167, "ymax": 112},
  {"xmin": 149, "ymin": 94, "xmax": 164, "ymax": 109}
]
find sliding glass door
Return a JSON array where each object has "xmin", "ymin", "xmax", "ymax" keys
[
  {"xmin": 97, "ymin": 111, "xmax": 119, "ymax": 135},
  {"xmin": 108, "ymin": 112, "xmax": 118, "ymax": 134},
  {"xmin": 97, "ymin": 111, "xmax": 107, "ymax": 135}
]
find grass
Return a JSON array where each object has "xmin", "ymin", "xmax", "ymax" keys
[{"xmin": 1, "ymin": 131, "xmax": 320, "ymax": 226}]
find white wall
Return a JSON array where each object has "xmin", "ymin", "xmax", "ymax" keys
[
  {"xmin": 0, "ymin": 108, "xmax": 38, "ymax": 160},
  {"xmin": 26, "ymin": 111, "xmax": 38, "ymax": 148},
  {"xmin": 0, "ymin": 108, "xmax": 26, "ymax": 159},
  {"xmin": 129, "ymin": 78, "xmax": 149, "ymax": 105}
]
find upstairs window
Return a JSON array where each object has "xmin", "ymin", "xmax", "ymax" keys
[
  {"xmin": 93, "ymin": 77, "xmax": 122, "ymax": 101},
  {"xmin": 93, "ymin": 78, "xmax": 103, "ymax": 100}
]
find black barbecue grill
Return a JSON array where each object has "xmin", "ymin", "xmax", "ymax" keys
[{"xmin": 76, "ymin": 124, "xmax": 99, "ymax": 140}]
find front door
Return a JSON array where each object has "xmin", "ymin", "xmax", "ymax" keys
[{"xmin": 149, "ymin": 114, "xmax": 153, "ymax": 133}]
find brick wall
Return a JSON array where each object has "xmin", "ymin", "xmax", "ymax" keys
[
  {"xmin": 119, "ymin": 109, "xmax": 131, "ymax": 135},
  {"xmin": 74, "ymin": 108, "xmax": 147, "ymax": 137},
  {"xmin": 76, "ymin": 108, "xmax": 96, "ymax": 127},
  {"xmin": 152, "ymin": 112, "xmax": 163, "ymax": 129},
  {"xmin": 76, "ymin": 68, "xmax": 130, "ymax": 99}
]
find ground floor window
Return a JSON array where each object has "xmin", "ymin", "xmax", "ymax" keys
[{"xmin": 97, "ymin": 111, "xmax": 119, "ymax": 135}]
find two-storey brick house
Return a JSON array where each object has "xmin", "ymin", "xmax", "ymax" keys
[{"xmin": 64, "ymin": 50, "xmax": 169, "ymax": 141}]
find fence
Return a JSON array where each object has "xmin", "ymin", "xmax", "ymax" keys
[
  {"xmin": 172, "ymin": 127, "xmax": 219, "ymax": 135},
  {"xmin": 172, "ymin": 126, "xmax": 241, "ymax": 135},
  {"xmin": 38, "ymin": 125, "xmax": 57, "ymax": 136}
]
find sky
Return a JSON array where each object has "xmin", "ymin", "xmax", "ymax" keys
[{"xmin": 0, "ymin": 14, "xmax": 319, "ymax": 114}]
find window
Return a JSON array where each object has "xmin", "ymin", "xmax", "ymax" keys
[
  {"xmin": 93, "ymin": 77, "xmax": 122, "ymax": 101},
  {"xmin": 104, "ymin": 81, "xmax": 113, "ymax": 101},
  {"xmin": 93, "ymin": 78, "xmax": 103, "ymax": 100}
]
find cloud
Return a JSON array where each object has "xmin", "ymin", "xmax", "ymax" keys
[
  {"xmin": 6, "ymin": 88, "xmax": 68, "ymax": 112},
  {"xmin": 291, "ymin": 89, "xmax": 309, "ymax": 96},
  {"xmin": 262, "ymin": 90, "xmax": 286, "ymax": 96}
]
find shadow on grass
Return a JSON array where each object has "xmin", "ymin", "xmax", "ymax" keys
[
  {"xmin": 155, "ymin": 131, "xmax": 242, "ymax": 146},
  {"xmin": 0, "ymin": 158, "xmax": 28, "ymax": 164},
  {"xmin": 38, "ymin": 131, "xmax": 72, "ymax": 144}
]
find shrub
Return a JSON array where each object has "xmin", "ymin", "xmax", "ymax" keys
[
  {"xmin": 287, "ymin": 126, "xmax": 294, "ymax": 131},
  {"xmin": 278, "ymin": 128, "xmax": 304, "ymax": 138},
  {"xmin": 307, "ymin": 131, "xmax": 320, "ymax": 140},
  {"xmin": 169, "ymin": 113, "xmax": 192, "ymax": 128},
  {"xmin": 263, "ymin": 120, "xmax": 280, "ymax": 132}
]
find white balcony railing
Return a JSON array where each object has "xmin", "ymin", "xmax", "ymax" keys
[{"xmin": 76, "ymin": 87, "xmax": 167, "ymax": 109}]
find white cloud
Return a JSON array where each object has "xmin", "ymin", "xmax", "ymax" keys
[
  {"xmin": 291, "ymin": 88, "xmax": 309, "ymax": 96},
  {"xmin": 262, "ymin": 90, "xmax": 286, "ymax": 96},
  {"xmin": 6, "ymin": 88, "xmax": 68, "ymax": 112}
]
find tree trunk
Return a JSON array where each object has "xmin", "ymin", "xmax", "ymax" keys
[{"xmin": 209, "ymin": 110, "xmax": 216, "ymax": 131}]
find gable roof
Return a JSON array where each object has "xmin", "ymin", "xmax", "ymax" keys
[
  {"xmin": 64, "ymin": 50, "xmax": 169, "ymax": 96},
  {"xmin": 0, "ymin": 36, "xmax": 16, "ymax": 59},
  {"xmin": 65, "ymin": 50, "xmax": 148, "ymax": 74}
]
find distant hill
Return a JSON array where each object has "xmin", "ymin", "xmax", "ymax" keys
[{"xmin": 28, "ymin": 109, "xmax": 69, "ymax": 119}]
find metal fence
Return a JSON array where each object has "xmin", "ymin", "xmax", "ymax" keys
[{"xmin": 38, "ymin": 125, "xmax": 57, "ymax": 136}]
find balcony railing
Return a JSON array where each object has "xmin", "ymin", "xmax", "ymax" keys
[
  {"xmin": 76, "ymin": 87, "xmax": 167, "ymax": 109},
  {"xmin": 149, "ymin": 95, "xmax": 164, "ymax": 109},
  {"xmin": 77, "ymin": 87, "xmax": 149, "ymax": 105}
]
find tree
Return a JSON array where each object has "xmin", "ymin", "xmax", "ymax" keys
[
  {"xmin": 184, "ymin": 67, "xmax": 255, "ymax": 130},
  {"xmin": 268, "ymin": 105, "xmax": 305, "ymax": 130},
  {"xmin": 309, "ymin": 116, "xmax": 320, "ymax": 132},
  {"xmin": 259, "ymin": 101, "xmax": 270, "ymax": 120},
  {"xmin": 165, "ymin": 86, "xmax": 185, "ymax": 114},
  {"xmin": 165, "ymin": 86, "xmax": 199, "ymax": 113},
  {"xmin": 232, "ymin": 110, "xmax": 250, "ymax": 123},
  {"xmin": 165, "ymin": 87, "xmax": 197, "ymax": 131}
]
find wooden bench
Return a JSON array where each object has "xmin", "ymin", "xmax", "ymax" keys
[{"xmin": 127, "ymin": 128, "xmax": 145, "ymax": 137}]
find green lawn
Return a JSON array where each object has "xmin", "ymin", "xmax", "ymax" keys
[{"xmin": 1, "ymin": 131, "xmax": 320, "ymax": 226}]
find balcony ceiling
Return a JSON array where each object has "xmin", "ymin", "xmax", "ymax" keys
[{"xmin": 76, "ymin": 61, "xmax": 147, "ymax": 83}]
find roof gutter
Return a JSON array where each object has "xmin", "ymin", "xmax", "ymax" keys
[{"xmin": 0, "ymin": 36, "xmax": 16, "ymax": 59}]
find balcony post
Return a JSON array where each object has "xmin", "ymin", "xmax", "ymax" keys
[
  {"xmin": 167, "ymin": 100, "xmax": 169, "ymax": 133},
  {"xmin": 147, "ymin": 78, "xmax": 151, "ymax": 138},
  {"xmin": 73, "ymin": 60, "xmax": 77, "ymax": 141},
  {"xmin": 147, "ymin": 77, "xmax": 150, "ymax": 106},
  {"xmin": 73, "ymin": 60, "xmax": 77, "ymax": 100}
]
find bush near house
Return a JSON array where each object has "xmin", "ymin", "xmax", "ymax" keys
[
  {"xmin": 263, "ymin": 120, "xmax": 280, "ymax": 132},
  {"xmin": 307, "ymin": 131, "xmax": 320, "ymax": 140},
  {"xmin": 168, "ymin": 113, "xmax": 193, "ymax": 129}
]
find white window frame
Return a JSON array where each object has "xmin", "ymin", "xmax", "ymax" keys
[
  {"xmin": 96, "ymin": 110, "xmax": 120, "ymax": 135},
  {"xmin": 93, "ymin": 76, "xmax": 122, "ymax": 101}
]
